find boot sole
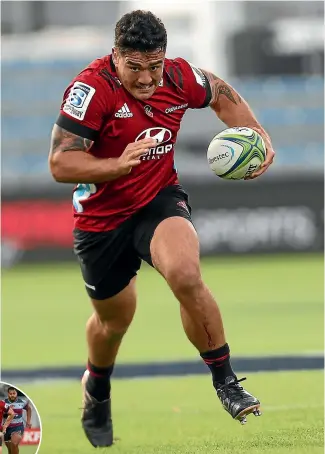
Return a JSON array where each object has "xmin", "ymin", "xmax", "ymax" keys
[{"xmin": 235, "ymin": 403, "xmax": 261, "ymax": 420}]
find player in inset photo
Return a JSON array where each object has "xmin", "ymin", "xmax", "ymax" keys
[
  {"xmin": 3, "ymin": 387, "xmax": 31, "ymax": 454},
  {"xmin": 0, "ymin": 385, "xmax": 41, "ymax": 454}
]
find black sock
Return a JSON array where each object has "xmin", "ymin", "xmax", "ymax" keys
[
  {"xmin": 86, "ymin": 361, "xmax": 114, "ymax": 402},
  {"xmin": 200, "ymin": 343, "xmax": 236, "ymax": 386}
]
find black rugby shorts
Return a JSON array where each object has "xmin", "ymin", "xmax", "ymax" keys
[{"xmin": 73, "ymin": 185, "xmax": 193, "ymax": 299}]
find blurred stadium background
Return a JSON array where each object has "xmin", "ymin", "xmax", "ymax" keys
[
  {"xmin": 1, "ymin": 1, "xmax": 324, "ymax": 453},
  {"xmin": 0, "ymin": 382, "xmax": 41, "ymax": 452}
]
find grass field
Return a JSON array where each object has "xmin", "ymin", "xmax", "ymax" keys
[
  {"xmin": 17, "ymin": 447, "xmax": 40, "ymax": 454},
  {"xmin": 2, "ymin": 254, "xmax": 323, "ymax": 368},
  {"xmin": 20, "ymin": 370, "xmax": 323, "ymax": 454},
  {"xmin": 2, "ymin": 254, "xmax": 324, "ymax": 453}
]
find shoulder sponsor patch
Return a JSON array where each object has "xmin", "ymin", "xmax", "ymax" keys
[
  {"xmin": 188, "ymin": 63, "xmax": 206, "ymax": 88},
  {"xmin": 63, "ymin": 81, "xmax": 96, "ymax": 121}
]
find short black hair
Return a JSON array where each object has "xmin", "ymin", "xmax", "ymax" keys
[
  {"xmin": 7, "ymin": 387, "xmax": 17, "ymax": 393},
  {"xmin": 115, "ymin": 10, "xmax": 167, "ymax": 53}
]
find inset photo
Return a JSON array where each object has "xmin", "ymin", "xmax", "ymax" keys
[{"xmin": 0, "ymin": 382, "xmax": 41, "ymax": 454}]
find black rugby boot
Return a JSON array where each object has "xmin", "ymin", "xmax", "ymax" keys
[
  {"xmin": 215, "ymin": 376, "xmax": 261, "ymax": 424},
  {"xmin": 81, "ymin": 370, "xmax": 114, "ymax": 447}
]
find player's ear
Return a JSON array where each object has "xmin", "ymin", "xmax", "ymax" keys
[{"xmin": 112, "ymin": 47, "xmax": 119, "ymax": 65}]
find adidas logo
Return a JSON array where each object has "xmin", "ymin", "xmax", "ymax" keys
[{"xmin": 115, "ymin": 103, "xmax": 133, "ymax": 118}]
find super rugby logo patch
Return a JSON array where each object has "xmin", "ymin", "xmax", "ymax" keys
[{"xmin": 63, "ymin": 81, "xmax": 96, "ymax": 120}]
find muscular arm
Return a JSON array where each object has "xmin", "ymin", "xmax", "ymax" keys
[
  {"xmin": 201, "ymin": 70, "xmax": 270, "ymax": 140},
  {"xmin": 25, "ymin": 403, "xmax": 32, "ymax": 426},
  {"xmin": 2, "ymin": 408, "xmax": 15, "ymax": 431},
  {"xmin": 200, "ymin": 69, "xmax": 275, "ymax": 178},
  {"xmin": 48, "ymin": 125, "xmax": 120, "ymax": 184}
]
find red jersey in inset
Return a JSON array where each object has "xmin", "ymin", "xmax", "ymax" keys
[
  {"xmin": 0, "ymin": 400, "xmax": 10, "ymax": 430},
  {"xmin": 56, "ymin": 55, "xmax": 212, "ymax": 231}
]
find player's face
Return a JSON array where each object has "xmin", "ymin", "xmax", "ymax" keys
[
  {"xmin": 113, "ymin": 49, "xmax": 165, "ymax": 101},
  {"xmin": 8, "ymin": 390, "xmax": 17, "ymax": 402}
]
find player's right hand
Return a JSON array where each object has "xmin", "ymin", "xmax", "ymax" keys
[{"xmin": 115, "ymin": 139, "xmax": 157, "ymax": 176}]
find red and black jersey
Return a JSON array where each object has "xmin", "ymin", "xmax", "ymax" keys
[{"xmin": 56, "ymin": 54, "xmax": 211, "ymax": 231}]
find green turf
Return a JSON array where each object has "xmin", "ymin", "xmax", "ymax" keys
[
  {"xmin": 17, "ymin": 446, "xmax": 40, "ymax": 454},
  {"xmin": 2, "ymin": 254, "xmax": 323, "ymax": 368},
  {"xmin": 20, "ymin": 370, "xmax": 324, "ymax": 454}
]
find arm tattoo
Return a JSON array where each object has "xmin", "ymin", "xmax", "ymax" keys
[
  {"xmin": 217, "ymin": 84, "xmax": 238, "ymax": 105},
  {"xmin": 50, "ymin": 125, "xmax": 93, "ymax": 155},
  {"xmin": 201, "ymin": 70, "xmax": 242, "ymax": 106}
]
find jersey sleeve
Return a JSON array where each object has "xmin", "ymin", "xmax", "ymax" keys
[
  {"xmin": 174, "ymin": 58, "xmax": 212, "ymax": 109},
  {"xmin": 56, "ymin": 73, "xmax": 115, "ymax": 141},
  {"xmin": 1, "ymin": 401, "xmax": 9, "ymax": 413}
]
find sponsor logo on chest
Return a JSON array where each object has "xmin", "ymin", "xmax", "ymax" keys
[{"xmin": 135, "ymin": 127, "xmax": 173, "ymax": 161}]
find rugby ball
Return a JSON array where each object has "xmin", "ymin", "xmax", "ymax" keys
[{"xmin": 207, "ymin": 127, "xmax": 266, "ymax": 180}]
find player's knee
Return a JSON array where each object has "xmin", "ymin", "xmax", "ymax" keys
[
  {"xmin": 92, "ymin": 313, "xmax": 132, "ymax": 340},
  {"xmin": 166, "ymin": 262, "xmax": 202, "ymax": 297},
  {"xmin": 10, "ymin": 434, "xmax": 21, "ymax": 445},
  {"xmin": 103, "ymin": 320, "xmax": 130, "ymax": 341}
]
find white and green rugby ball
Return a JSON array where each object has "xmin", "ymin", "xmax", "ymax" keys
[{"xmin": 207, "ymin": 127, "xmax": 266, "ymax": 180}]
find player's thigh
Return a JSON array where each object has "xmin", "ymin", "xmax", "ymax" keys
[
  {"xmin": 73, "ymin": 220, "xmax": 141, "ymax": 301},
  {"xmin": 151, "ymin": 217, "xmax": 200, "ymax": 279},
  {"xmin": 10, "ymin": 432, "xmax": 21, "ymax": 445},
  {"xmin": 90, "ymin": 276, "xmax": 137, "ymax": 326},
  {"xmin": 134, "ymin": 186, "xmax": 200, "ymax": 280}
]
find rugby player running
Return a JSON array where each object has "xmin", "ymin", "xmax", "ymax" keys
[
  {"xmin": 49, "ymin": 10, "xmax": 275, "ymax": 448},
  {"xmin": 4, "ymin": 388, "xmax": 31, "ymax": 454}
]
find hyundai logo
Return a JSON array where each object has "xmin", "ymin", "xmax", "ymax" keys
[{"xmin": 135, "ymin": 127, "xmax": 172, "ymax": 145}]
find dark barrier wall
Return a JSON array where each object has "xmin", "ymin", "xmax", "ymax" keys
[
  {"xmin": 1, "ymin": 176, "xmax": 323, "ymax": 266},
  {"xmin": 186, "ymin": 176, "xmax": 324, "ymax": 255}
]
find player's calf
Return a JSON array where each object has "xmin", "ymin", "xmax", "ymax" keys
[{"xmin": 151, "ymin": 217, "xmax": 262, "ymax": 423}]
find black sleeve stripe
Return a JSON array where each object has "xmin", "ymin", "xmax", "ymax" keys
[
  {"xmin": 56, "ymin": 114, "xmax": 99, "ymax": 141},
  {"xmin": 99, "ymin": 69, "xmax": 115, "ymax": 91},
  {"xmin": 99, "ymin": 68, "xmax": 120, "ymax": 91},
  {"xmin": 199, "ymin": 74, "xmax": 212, "ymax": 108},
  {"xmin": 175, "ymin": 66, "xmax": 184, "ymax": 89},
  {"xmin": 168, "ymin": 67, "xmax": 176, "ymax": 85}
]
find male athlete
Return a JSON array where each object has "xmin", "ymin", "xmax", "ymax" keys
[
  {"xmin": 49, "ymin": 10, "xmax": 275, "ymax": 448},
  {"xmin": 0, "ymin": 401, "xmax": 15, "ymax": 454},
  {"xmin": 4, "ymin": 388, "xmax": 31, "ymax": 454}
]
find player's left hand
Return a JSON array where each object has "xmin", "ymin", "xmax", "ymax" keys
[
  {"xmin": 25, "ymin": 423, "xmax": 32, "ymax": 429},
  {"xmin": 245, "ymin": 131, "xmax": 275, "ymax": 180}
]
